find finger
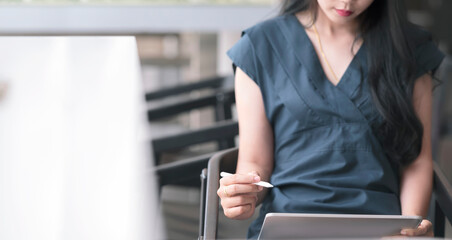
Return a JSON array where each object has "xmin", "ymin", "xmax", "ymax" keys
[
  {"xmin": 423, "ymin": 220, "xmax": 434, "ymax": 236},
  {"xmin": 248, "ymin": 171, "xmax": 260, "ymax": 177},
  {"xmin": 421, "ymin": 219, "xmax": 432, "ymax": 231},
  {"xmin": 401, "ymin": 226, "xmax": 426, "ymax": 236},
  {"xmin": 222, "ymin": 195, "xmax": 258, "ymax": 209},
  {"xmin": 400, "ymin": 228, "xmax": 417, "ymax": 236},
  {"xmin": 223, "ymin": 184, "xmax": 262, "ymax": 196},
  {"xmin": 217, "ymin": 186, "xmax": 229, "ymax": 198},
  {"xmin": 401, "ymin": 219, "xmax": 431, "ymax": 236},
  {"xmin": 416, "ymin": 220, "xmax": 431, "ymax": 236},
  {"xmin": 224, "ymin": 204, "xmax": 252, "ymax": 219},
  {"xmin": 248, "ymin": 172, "xmax": 264, "ymax": 190},
  {"xmin": 217, "ymin": 185, "xmax": 236, "ymax": 198},
  {"xmin": 220, "ymin": 173, "xmax": 260, "ymax": 186}
]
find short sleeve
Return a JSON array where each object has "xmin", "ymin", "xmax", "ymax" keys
[
  {"xmin": 226, "ymin": 32, "xmax": 261, "ymax": 85},
  {"xmin": 414, "ymin": 39, "xmax": 445, "ymax": 79}
]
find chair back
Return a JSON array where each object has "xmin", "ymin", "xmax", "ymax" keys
[{"xmin": 200, "ymin": 148, "xmax": 238, "ymax": 240}]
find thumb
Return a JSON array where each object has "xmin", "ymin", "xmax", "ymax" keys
[{"xmin": 248, "ymin": 171, "xmax": 260, "ymax": 177}]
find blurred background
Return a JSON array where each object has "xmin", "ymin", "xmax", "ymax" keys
[{"xmin": 0, "ymin": 0, "xmax": 451, "ymax": 239}]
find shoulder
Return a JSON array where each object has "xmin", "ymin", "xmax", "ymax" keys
[
  {"xmin": 406, "ymin": 24, "xmax": 445, "ymax": 78},
  {"xmin": 227, "ymin": 14, "xmax": 295, "ymax": 83},
  {"xmin": 236, "ymin": 14, "xmax": 294, "ymax": 60},
  {"xmin": 242, "ymin": 14, "xmax": 290, "ymax": 41},
  {"xmin": 406, "ymin": 24, "xmax": 434, "ymax": 47}
]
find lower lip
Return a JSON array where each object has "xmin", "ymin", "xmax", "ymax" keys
[{"xmin": 336, "ymin": 9, "xmax": 353, "ymax": 17}]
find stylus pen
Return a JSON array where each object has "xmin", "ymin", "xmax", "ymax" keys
[{"xmin": 220, "ymin": 172, "xmax": 274, "ymax": 188}]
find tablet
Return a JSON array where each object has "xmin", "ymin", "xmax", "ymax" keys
[{"xmin": 258, "ymin": 213, "xmax": 422, "ymax": 239}]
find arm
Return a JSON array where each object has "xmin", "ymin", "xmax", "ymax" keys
[
  {"xmin": 217, "ymin": 67, "xmax": 274, "ymax": 220},
  {"xmin": 399, "ymin": 73, "xmax": 434, "ymax": 236},
  {"xmin": 235, "ymin": 67, "xmax": 274, "ymax": 205}
]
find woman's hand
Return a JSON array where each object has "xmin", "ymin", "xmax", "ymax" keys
[
  {"xmin": 400, "ymin": 219, "xmax": 433, "ymax": 237},
  {"xmin": 217, "ymin": 171, "xmax": 263, "ymax": 220}
]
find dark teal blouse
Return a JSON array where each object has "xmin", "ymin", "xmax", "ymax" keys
[{"xmin": 227, "ymin": 14, "xmax": 445, "ymax": 239}]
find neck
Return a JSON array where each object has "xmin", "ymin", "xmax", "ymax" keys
[{"xmin": 313, "ymin": 7, "xmax": 359, "ymax": 37}]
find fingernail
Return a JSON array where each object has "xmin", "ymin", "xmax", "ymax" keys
[
  {"xmin": 254, "ymin": 176, "xmax": 260, "ymax": 182},
  {"xmin": 258, "ymin": 186, "xmax": 263, "ymax": 191},
  {"xmin": 400, "ymin": 230, "xmax": 406, "ymax": 235}
]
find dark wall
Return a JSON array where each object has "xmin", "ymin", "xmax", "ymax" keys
[{"xmin": 407, "ymin": 0, "xmax": 452, "ymax": 54}]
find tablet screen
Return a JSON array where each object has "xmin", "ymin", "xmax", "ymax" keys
[{"xmin": 258, "ymin": 213, "xmax": 422, "ymax": 239}]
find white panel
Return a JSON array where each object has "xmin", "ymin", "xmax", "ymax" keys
[{"xmin": 0, "ymin": 37, "xmax": 162, "ymax": 240}]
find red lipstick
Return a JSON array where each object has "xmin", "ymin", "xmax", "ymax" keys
[{"xmin": 336, "ymin": 9, "xmax": 353, "ymax": 17}]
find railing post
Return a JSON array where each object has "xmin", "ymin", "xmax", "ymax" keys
[
  {"xmin": 434, "ymin": 201, "xmax": 445, "ymax": 237},
  {"xmin": 199, "ymin": 168, "xmax": 208, "ymax": 239}
]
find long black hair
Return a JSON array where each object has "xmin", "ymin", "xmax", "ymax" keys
[{"xmin": 280, "ymin": 0, "xmax": 432, "ymax": 167}]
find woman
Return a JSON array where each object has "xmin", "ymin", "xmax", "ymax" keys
[{"xmin": 218, "ymin": 0, "xmax": 445, "ymax": 238}]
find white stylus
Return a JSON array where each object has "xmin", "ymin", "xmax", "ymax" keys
[{"xmin": 220, "ymin": 172, "xmax": 274, "ymax": 188}]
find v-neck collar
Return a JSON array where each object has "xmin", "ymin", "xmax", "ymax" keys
[{"xmin": 280, "ymin": 14, "xmax": 367, "ymax": 99}]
